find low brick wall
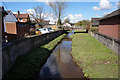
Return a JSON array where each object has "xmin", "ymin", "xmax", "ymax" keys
[
  {"xmin": 2, "ymin": 30, "xmax": 64, "ymax": 76},
  {"xmin": 89, "ymin": 31, "xmax": 120, "ymax": 55}
]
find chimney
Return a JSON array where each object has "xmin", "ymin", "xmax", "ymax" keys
[{"xmin": 17, "ymin": 10, "xmax": 20, "ymax": 14}]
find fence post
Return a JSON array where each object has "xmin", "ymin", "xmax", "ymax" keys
[{"xmin": 112, "ymin": 39, "xmax": 115, "ymax": 50}]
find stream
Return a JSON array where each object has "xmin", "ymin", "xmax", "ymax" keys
[{"xmin": 38, "ymin": 32, "xmax": 85, "ymax": 79}]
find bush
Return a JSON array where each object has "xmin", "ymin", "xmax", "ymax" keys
[
  {"xmin": 90, "ymin": 27, "xmax": 99, "ymax": 32},
  {"xmin": 84, "ymin": 24, "xmax": 90, "ymax": 30}
]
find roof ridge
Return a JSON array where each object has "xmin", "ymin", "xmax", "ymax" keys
[{"xmin": 100, "ymin": 9, "xmax": 120, "ymax": 20}]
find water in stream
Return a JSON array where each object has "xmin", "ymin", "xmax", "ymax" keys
[{"xmin": 38, "ymin": 32, "xmax": 85, "ymax": 79}]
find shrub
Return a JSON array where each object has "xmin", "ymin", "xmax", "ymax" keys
[
  {"xmin": 84, "ymin": 24, "xmax": 90, "ymax": 30},
  {"xmin": 90, "ymin": 27, "xmax": 99, "ymax": 32}
]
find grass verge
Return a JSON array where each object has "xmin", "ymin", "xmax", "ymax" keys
[
  {"xmin": 71, "ymin": 33, "xmax": 119, "ymax": 78},
  {"xmin": 74, "ymin": 29, "xmax": 86, "ymax": 32},
  {"xmin": 2, "ymin": 34, "xmax": 66, "ymax": 80}
]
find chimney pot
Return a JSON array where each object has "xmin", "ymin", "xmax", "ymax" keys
[{"xmin": 17, "ymin": 11, "xmax": 20, "ymax": 14}]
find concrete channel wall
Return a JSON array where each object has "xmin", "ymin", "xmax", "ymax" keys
[
  {"xmin": 2, "ymin": 30, "xmax": 64, "ymax": 76},
  {"xmin": 89, "ymin": 31, "xmax": 120, "ymax": 55}
]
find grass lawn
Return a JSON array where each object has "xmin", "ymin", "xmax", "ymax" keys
[
  {"xmin": 3, "ymin": 34, "xmax": 66, "ymax": 80},
  {"xmin": 74, "ymin": 29, "xmax": 86, "ymax": 33},
  {"xmin": 71, "ymin": 33, "xmax": 119, "ymax": 78}
]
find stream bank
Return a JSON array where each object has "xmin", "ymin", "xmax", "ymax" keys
[{"xmin": 38, "ymin": 32, "xmax": 88, "ymax": 79}]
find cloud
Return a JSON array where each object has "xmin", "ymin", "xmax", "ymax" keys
[
  {"xmin": 26, "ymin": 9, "xmax": 49, "ymax": 19},
  {"xmin": 35, "ymin": 0, "xmax": 66, "ymax": 2},
  {"xmin": 36, "ymin": 0, "xmax": 67, "ymax": 6},
  {"xmin": 26, "ymin": 9, "xmax": 84, "ymax": 24},
  {"xmin": 26, "ymin": 8, "xmax": 84, "ymax": 24},
  {"xmin": 93, "ymin": 0, "xmax": 112, "ymax": 11},
  {"xmin": 26, "ymin": 9, "xmax": 36, "ymax": 19},
  {"xmin": 45, "ymin": 13, "xmax": 57, "ymax": 24},
  {"xmin": 116, "ymin": 2, "xmax": 120, "ymax": 9},
  {"xmin": 35, "ymin": 0, "xmax": 63, "ymax": 5},
  {"xmin": 26, "ymin": 9, "xmax": 57, "ymax": 24},
  {"xmin": 2, "ymin": 0, "xmax": 119, "ymax": 2},
  {"xmin": 26, "ymin": 9, "xmax": 35, "ymax": 15},
  {"xmin": 64, "ymin": 14, "xmax": 83, "ymax": 23},
  {"xmin": 103, "ymin": 13, "xmax": 109, "ymax": 16},
  {"xmin": 103, "ymin": 12, "xmax": 111, "ymax": 16}
]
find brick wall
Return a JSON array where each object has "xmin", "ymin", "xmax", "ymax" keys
[
  {"xmin": 99, "ymin": 15, "xmax": 120, "ymax": 39},
  {"xmin": 17, "ymin": 26, "xmax": 30, "ymax": 38},
  {"xmin": 18, "ymin": 26, "xmax": 35, "ymax": 37},
  {"xmin": 5, "ymin": 22, "xmax": 17, "ymax": 34},
  {"xmin": 99, "ymin": 25, "xmax": 120, "ymax": 39}
]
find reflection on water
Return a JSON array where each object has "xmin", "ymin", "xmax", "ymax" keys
[{"xmin": 38, "ymin": 32, "xmax": 84, "ymax": 79}]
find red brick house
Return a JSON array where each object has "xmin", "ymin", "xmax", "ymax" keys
[
  {"xmin": 14, "ymin": 11, "xmax": 30, "ymax": 23},
  {"xmin": 4, "ymin": 11, "xmax": 35, "ymax": 41},
  {"xmin": 99, "ymin": 9, "xmax": 120, "ymax": 39}
]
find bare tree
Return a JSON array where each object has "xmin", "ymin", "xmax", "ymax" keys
[
  {"xmin": 28, "ymin": 5, "xmax": 48, "ymax": 27},
  {"xmin": 48, "ymin": 0, "xmax": 67, "ymax": 26}
]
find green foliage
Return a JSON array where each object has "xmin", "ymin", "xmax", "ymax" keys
[
  {"xmin": 90, "ymin": 27, "xmax": 99, "ymax": 32},
  {"xmin": 84, "ymin": 24, "xmax": 90, "ymax": 30},
  {"xmin": 75, "ymin": 20, "xmax": 91, "ymax": 27},
  {"xmin": 82, "ymin": 20, "xmax": 90, "ymax": 26},
  {"xmin": 75, "ymin": 21, "xmax": 82, "ymax": 26},
  {"xmin": 91, "ymin": 20, "xmax": 94, "ymax": 23},
  {"xmin": 92, "ymin": 25, "xmax": 99, "ymax": 27},
  {"xmin": 84, "ymin": 73, "xmax": 89, "ymax": 77},
  {"xmin": 74, "ymin": 29, "xmax": 86, "ymax": 33},
  {"xmin": 71, "ymin": 33, "xmax": 119, "ymax": 78},
  {"xmin": 3, "ymin": 34, "xmax": 66, "ymax": 80}
]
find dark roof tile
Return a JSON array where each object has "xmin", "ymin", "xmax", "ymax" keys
[{"xmin": 14, "ymin": 14, "xmax": 29, "ymax": 19}]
